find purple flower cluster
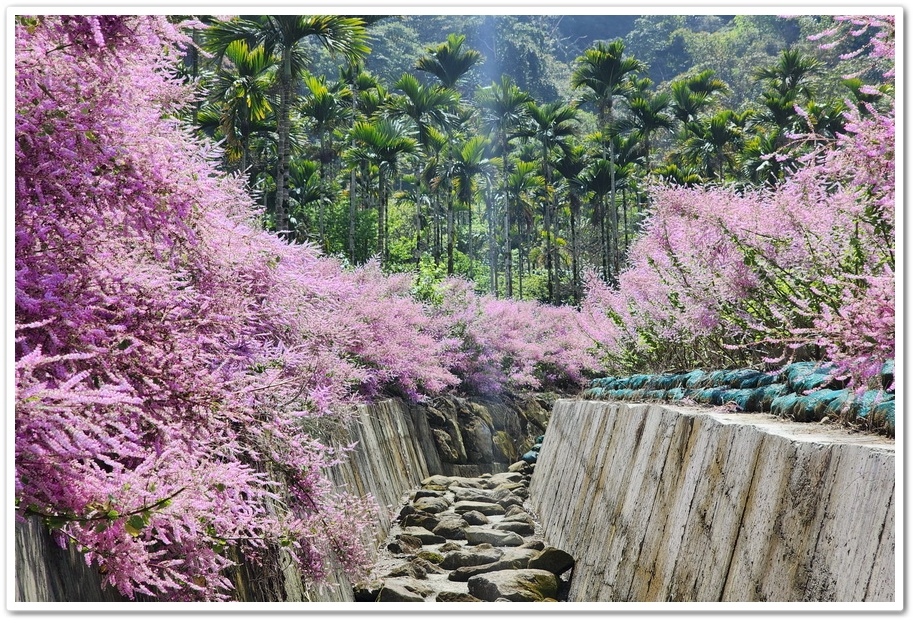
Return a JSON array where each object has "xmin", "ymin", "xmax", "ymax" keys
[
  {"xmin": 582, "ymin": 16, "xmax": 895, "ymax": 391},
  {"xmin": 14, "ymin": 16, "xmax": 600, "ymax": 599}
]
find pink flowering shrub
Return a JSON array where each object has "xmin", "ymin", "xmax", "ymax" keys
[
  {"xmin": 432, "ymin": 279, "xmax": 601, "ymax": 394},
  {"xmin": 15, "ymin": 15, "xmax": 601, "ymax": 600},
  {"xmin": 14, "ymin": 15, "xmax": 383, "ymax": 600},
  {"xmin": 582, "ymin": 15, "xmax": 895, "ymax": 392}
]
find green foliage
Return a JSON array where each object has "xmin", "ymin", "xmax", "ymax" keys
[{"xmin": 187, "ymin": 13, "xmax": 886, "ymax": 303}]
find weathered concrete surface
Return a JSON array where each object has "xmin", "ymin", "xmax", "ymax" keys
[
  {"xmin": 16, "ymin": 395, "xmax": 540, "ymax": 603},
  {"xmin": 14, "ymin": 398, "xmax": 441, "ymax": 603},
  {"xmin": 528, "ymin": 400, "xmax": 895, "ymax": 602}
]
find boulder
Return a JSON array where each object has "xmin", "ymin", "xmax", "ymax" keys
[
  {"xmin": 448, "ymin": 476, "xmax": 487, "ymax": 489},
  {"xmin": 508, "ymin": 460, "xmax": 529, "ymax": 473},
  {"xmin": 497, "ymin": 495, "xmax": 525, "ymax": 510},
  {"xmin": 431, "ymin": 515, "xmax": 469, "ymax": 540},
  {"xmin": 465, "ymin": 527, "xmax": 525, "ymax": 547},
  {"xmin": 352, "ymin": 579, "xmax": 383, "ymax": 602},
  {"xmin": 401, "ymin": 511, "xmax": 438, "ymax": 531},
  {"xmin": 401, "ymin": 526, "xmax": 446, "ymax": 545},
  {"xmin": 421, "ymin": 475, "xmax": 454, "ymax": 489},
  {"xmin": 492, "ymin": 430, "xmax": 516, "ymax": 463},
  {"xmin": 467, "ymin": 569, "xmax": 559, "ymax": 602},
  {"xmin": 494, "ymin": 481, "xmax": 526, "ymax": 494},
  {"xmin": 413, "ymin": 496, "xmax": 451, "ymax": 514},
  {"xmin": 519, "ymin": 397, "xmax": 550, "ymax": 430},
  {"xmin": 489, "ymin": 472, "xmax": 524, "ymax": 486},
  {"xmin": 461, "ymin": 510, "xmax": 489, "ymax": 526},
  {"xmin": 527, "ymin": 547, "xmax": 575, "ymax": 576},
  {"xmin": 431, "ymin": 428, "xmax": 465, "ymax": 464},
  {"xmin": 387, "ymin": 561, "xmax": 429, "ymax": 580},
  {"xmin": 386, "ymin": 533, "xmax": 423, "ymax": 555},
  {"xmin": 503, "ymin": 504, "xmax": 528, "ymax": 518},
  {"xmin": 410, "ymin": 557, "xmax": 444, "ymax": 575},
  {"xmin": 413, "ymin": 489, "xmax": 443, "ymax": 501},
  {"xmin": 493, "ymin": 519, "xmax": 535, "ymax": 536},
  {"xmin": 453, "ymin": 501, "xmax": 505, "ymax": 516},
  {"xmin": 451, "ymin": 486, "xmax": 498, "ymax": 503},
  {"xmin": 461, "ymin": 415, "xmax": 495, "ymax": 464},
  {"xmin": 447, "ymin": 548, "xmax": 536, "ymax": 582},
  {"xmin": 436, "ymin": 591, "xmax": 483, "ymax": 602},
  {"xmin": 440, "ymin": 547, "xmax": 504, "ymax": 570},
  {"xmin": 377, "ymin": 578, "xmax": 432, "ymax": 602}
]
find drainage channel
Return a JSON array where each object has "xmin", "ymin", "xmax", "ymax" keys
[{"xmin": 353, "ymin": 462, "xmax": 574, "ymax": 602}]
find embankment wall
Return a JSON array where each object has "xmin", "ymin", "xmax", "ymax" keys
[{"xmin": 528, "ymin": 399, "xmax": 896, "ymax": 602}]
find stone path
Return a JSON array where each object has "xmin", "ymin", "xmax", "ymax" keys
[{"xmin": 354, "ymin": 462, "xmax": 573, "ymax": 602}]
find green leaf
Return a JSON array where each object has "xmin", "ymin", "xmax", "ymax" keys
[{"xmin": 125, "ymin": 515, "xmax": 147, "ymax": 537}]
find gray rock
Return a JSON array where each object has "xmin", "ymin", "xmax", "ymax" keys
[
  {"xmin": 353, "ymin": 579, "xmax": 383, "ymax": 602},
  {"xmin": 413, "ymin": 496, "xmax": 451, "ymax": 514},
  {"xmin": 520, "ymin": 397, "xmax": 550, "ymax": 430},
  {"xmin": 410, "ymin": 557, "xmax": 444, "ymax": 574},
  {"xmin": 432, "ymin": 515, "xmax": 469, "ymax": 540},
  {"xmin": 465, "ymin": 527, "xmax": 525, "ymax": 547},
  {"xmin": 386, "ymin": 533, "xmax": 423, "ymax": 555},
  {"xmin": 377, "ymin": 578, "xmax": 432, "ymax": 602},
  {"xmin": 401, "ymin": 510, "xmax": 439, "ymax": 531},
  {"xmin": 520, "ymin": 540, "xmax": 545, "ymax": 551},
  {"xmin": 440, "ymin": 547, "xmax": 504, "ymax": 570},
  {"xmin": 493, "ymin": 519, "xmax": 535, "ymax": 536},
  {"xmin": 508, "ymin": 460, "xmax": 528, "ymax": 473},
  {"xmin": 503, "ymin": 504, "xmax": 528, "ymax": 518},
  {"xmin": 462, "ymin": 415, "xmax": 495, "ymax": 464},
  {"xmin": 451, "ymin": 486, "xmax": 498, "ymax": 503},
  {"xmin": 439, "ymin": 541, "xmax": 463, "ymax": 552},
  {"xmin": 401, "ymin": 526, "xmax": 446, "ymax": 545},
  {"xmin": 527, "ymin": 547, "xmax": 575, "ymax": 576},
  {"xmin": 413, "ymin": 489, "xmax": 444, "ymax": 501},
  {"xmin": 498, "ymin": 495, "xmax": 525, "ymax": 509},
  {"xmin": 461, "ymin": 510, "xmax": 489, "ymax": 526},
  {"xmin": 448, "ymin": 476, "xmax": 487, "ymax": 489},
  {"xmin": 447, "ymin": 548, "xmax": 536, "ymax": 582},
  {"xmin": 454, "ymin": 501, "xmax": 505, "ymax": 515},
  {"xmin": 488, "ymin": 471, "xmax": 524, "ymax": 486},
  {"xmin": 386, "ymin": 561, "xmax": 429, "ymax": 580},
  {"xmin": 436, "ymin": 591, "xmax": 482, "ymax": 602},
  {"xmin": 467, "ymin": 569, "xmax": 559, "ymax": 602},
  {"xmin": 432, "ymin": 428, "xmax": 464, "ymax": 464},
  {"xmin": 494, "ymin": 481, "xmax": 526, "ymax": 494},
  {"xmin": 421, "ymin": 475, "xmax": 454, "ymax": 489}
]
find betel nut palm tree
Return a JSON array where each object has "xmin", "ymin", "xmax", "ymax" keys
[{"xmin": 204, "ymin": 16, "xmax": 369, "ymax": 237}]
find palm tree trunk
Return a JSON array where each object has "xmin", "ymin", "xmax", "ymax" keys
[
  {"xmin": 600, "ymin": 199, "xmax": 610, "ymax": 282},
  {"xmin": 611, "ymin": 193, "xmax": 620, "ymax": 278},
  {"xmin": 447, "ymin": 192, "xmax": 455, "ymax": 275},
  {"xmin": 377, "ymin": 169, "xmax": 386, "ymax": 259},
  {"xmin": 318, "ymin": 134, "xmax": 329, "ymax": 252},
  {"xmin": 570, "ymin": 204, "xmax": 579, "ymax": 303},
  {"xmin": 349, "ymin": 167, "xmax": 356, "ymax": 262},
  {"xmin": 502, "ymin": 139, "xmax": 513, "ymax": 299},
  {"xmin": 275, "ymin": 54, "xmax": 293, "ymax": 235},
  {"xmin": 467, "ymin": 202, "xmax": 475, "ymax": 281},
  {"xmin": 486, "ymin": 189, "xmax": 496, "ymax": 294}
]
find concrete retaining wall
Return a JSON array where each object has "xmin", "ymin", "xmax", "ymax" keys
[
  {"xmin": 528, "ymin": 399, "xmax": 896, "ymax": 602},
  {"xmin": 14, "ymin": 398, "xmax": 441, "ymax": 603}
]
